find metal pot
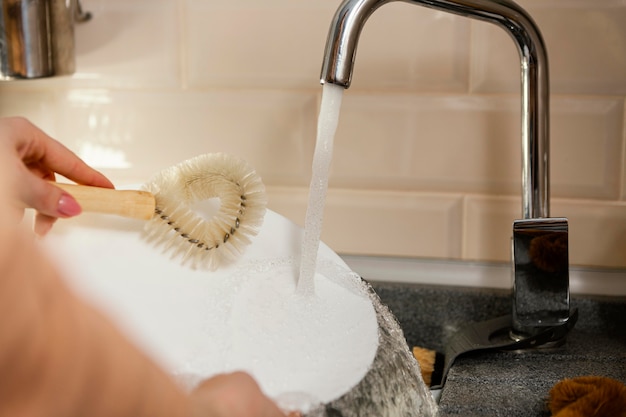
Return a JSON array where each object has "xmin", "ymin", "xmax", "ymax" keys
[{"xmin": 0, "ymin": 0, "xmax": 90, "ymax": 80}]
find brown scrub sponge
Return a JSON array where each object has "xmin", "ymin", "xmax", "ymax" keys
[{"xmin": 549, "ymin": 376, "xmax": 626, "ymax": 417}]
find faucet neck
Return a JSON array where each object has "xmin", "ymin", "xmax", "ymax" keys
[{"xmin": 320, "ymin": 0, "xmax": 550, "ymax": 219}]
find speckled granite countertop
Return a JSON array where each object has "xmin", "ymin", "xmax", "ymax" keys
[{"xmin": 370, "ymin": 282, "xmax": 626, "ymax": 417}]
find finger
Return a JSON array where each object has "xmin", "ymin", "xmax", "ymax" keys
[
  {"xmin": 34, "ymin": 138, "xmax": 115, "ymax": 189},
  {"xmin": 34, "ymin": 212, "xmax": 57, "ymax": 237},
  {"xmin": 192, "ymin": 372, "xmax": 287, "ymax": 417},
  {"xmin": 8, "ymin": 117, "xmax": 114, "ymax": 189}
]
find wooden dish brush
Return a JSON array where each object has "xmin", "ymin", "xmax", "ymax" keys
[{"xmin": 52, "ymin": 153, "xmax": 267, "ymax": 270}]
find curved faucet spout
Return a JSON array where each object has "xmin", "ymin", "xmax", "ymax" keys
[{"xmin": 320, "ymin": 0, "xmax": 550, "ymax": 220}]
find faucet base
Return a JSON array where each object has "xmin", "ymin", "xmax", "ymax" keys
[{"xmin": 431, "ymin": 308, "xmax": 578, "ymax": 390}]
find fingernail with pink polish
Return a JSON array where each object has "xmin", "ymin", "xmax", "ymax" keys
[{"xmin": 58, "ymin": 194, "xmax": 82, "ymax": 217}]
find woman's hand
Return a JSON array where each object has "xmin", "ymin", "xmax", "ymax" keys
[
  {"xmin": 190, "ymin": 372, "xmax": 295, "ymax": 417},
  {"xmin": 0, "ymin": 127, "xmax": 293, "ymax": 417},
  {"xmin": 0, "ymin": 117, "xmax": 114, "ymax": 235}
]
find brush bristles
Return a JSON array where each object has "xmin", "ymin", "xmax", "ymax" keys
[{"xmin": 143, "ymin": 153, "xmax": 267, "ymax": 270}]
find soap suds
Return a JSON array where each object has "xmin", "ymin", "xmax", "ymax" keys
[{"xmin": 177, "ymin": 258, "xmax": 378, "ymax": 406}]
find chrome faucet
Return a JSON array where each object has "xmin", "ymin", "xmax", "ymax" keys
[{"xmin": 320, "ymin": 0, "xmax": 575, "ymax": 351}]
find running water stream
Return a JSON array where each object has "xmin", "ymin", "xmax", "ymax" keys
[
  {"xmin": 297, "ymin": 83, "xmax": 344, "ymax": 295},
  {"xmin": 292, "ymin": 83, "xmax": 438, "ymax": 416}
]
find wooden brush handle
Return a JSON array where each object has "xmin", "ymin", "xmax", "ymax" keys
[{"xmin": 52, "ymin": 183, "xmax": 156, "ymax": 220}]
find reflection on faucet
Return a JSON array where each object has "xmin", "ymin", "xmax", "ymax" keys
[
  {"xmin": 512, "ymin": 217, "xmax": 570, "ymax": 337},
  {"xmin": 320, "ymin": 0, "xmax": 575, "ymax": 354}
]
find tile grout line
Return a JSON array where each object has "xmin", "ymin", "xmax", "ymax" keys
[
  {"xmin": 618, "ymin": 96, "xmax": 626, "ymax": 201},
  {"xmin": 177, "ymin": 0, "xmax": 189, "ymax": 90},
  {"xmin": 460, "ymin": 194, "xmax": 469, "ymax": 261}
]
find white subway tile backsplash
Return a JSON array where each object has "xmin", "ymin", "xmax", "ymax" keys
[
  {"xmin": 550, "ymin": 96, "xmax": 624, "ymax": 199},
  {"xmin": 265, "ymin": 186, "xmax": 309, "ymax": 229},
  {"xmin": 469, "ymin": 20, "xmax": 517, "ymax": 94},
  {"xmin": 330, "ymin": 94, "xmax": 416, "ymax": 185},
  {"xmin": 471, "ymin": 2, "xmax": 626, "ymax": 95},
  {"xmin": 325, "ymin": 190, "xmax": 464, "ymax": 258},
  {"xmin": 186, "ymin": 0, "xmax": 469, "ymax": 92},
  {"xmin": 554, "ymin": 199, "xmax": 626, "ymax": 269},
  {"xmin": 70, "ymin": 0, "xmax": 181, "ymax": 88},
  {"xmin": 341, "ymin": 4, "xmax": 470, "ymax": 92},
  {"xmin": 0, "ymin": 91, "xmax": 58, "ymax": 135},
  {"xmin": 331, "ymin": 94, "xmax": 520, "ymax": 194},
  {"xmin": 186, "ymin": 0, "xmax": 335, "ymax": 89},
  {"xmin": 331, "ymin": 94, "xmax": 623, "ymax": 200},
  {"xmin": 463, "ymin": 196, "xmax": 519, "ymax": 263},
  {"xmin": 53, "ymin": 90, "xmax": 317, "ymax": 185},
  {"xmin": 269, "ymin": 187, "xmax": 464, "ymax": 259}
]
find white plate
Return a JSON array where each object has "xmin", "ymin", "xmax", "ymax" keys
[{"xmin": 42, "ymin": 206, "xmax": 378, "ymax": 409}]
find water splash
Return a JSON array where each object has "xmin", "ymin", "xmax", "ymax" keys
[{"xmin": 298, "ymin": 83, "xmax": 345, "ymax": 295}]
